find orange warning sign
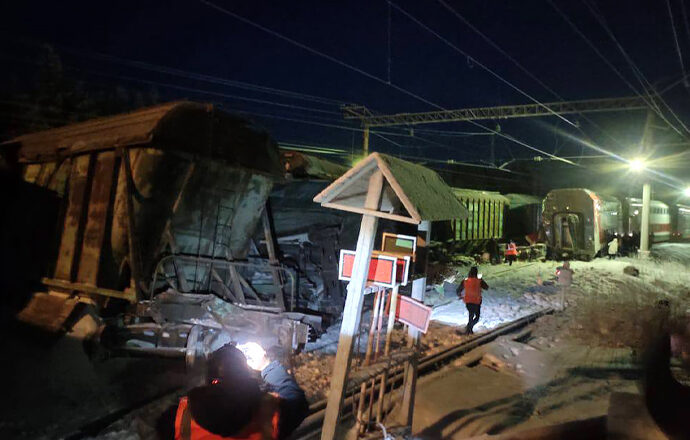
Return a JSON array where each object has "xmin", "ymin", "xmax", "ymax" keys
[{"xmin": 397, "ymin": 295, "xmax": 432, "ymax": 334}]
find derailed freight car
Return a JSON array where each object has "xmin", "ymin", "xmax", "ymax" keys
[
  {"xmin": 432, "ymin": 189, "xmax": 508, "ymax": 257},
  {"xmin": 270, "ymin": 151, "xmax": 359, "ymax": 316},
  {"xmin": 504, "ymin": 193, "xmax": 543, "ymax": 243},
  {"xmin": 1, "ymin": 102, "xmax": 322, "ymax": 363},
  {"xmin": 542, "ymin": 188, "xmax": 622, "ymax": 260}
]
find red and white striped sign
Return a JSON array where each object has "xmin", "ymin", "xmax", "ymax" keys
[
  {"xmin": 338, "ymin": 250, "xmax": 411, "ymax": 288},
  {"xmin": 396, "ymin": 295, "xmax": 432, "ymax": 334}
]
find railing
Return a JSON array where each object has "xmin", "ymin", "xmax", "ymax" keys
[{"xmin": 150, "ymin": 254, "xmax": 296, "ymax": 311}]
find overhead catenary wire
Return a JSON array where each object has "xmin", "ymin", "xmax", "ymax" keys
[
  {"xmin": 680, "ymin": 0, "xmax": 690, "ymax": 48},
  {"xmin": 57, "ymin": 45, "xmax": 346, "ymax": 107},
  {"xmin": 82, "ymin": 70, "xmax": 341, "ymax": 115},
  {"xmin": 666, "ymin": 0, "xmax": 688, "ymax": 81},
  {"xmin": 432, "ymin": 0, "xmax": 645, "ymax": 156},
  {"xmin": 388, "ymin": 0, "xmax": 578, "ymax": 128},
  {"xmin": 580, "ymin": 0, "xmax": 690, "ymax": 139},
  {"xmin": 197, "ymin": 0, "xmax": 574, "ymax": 166}
]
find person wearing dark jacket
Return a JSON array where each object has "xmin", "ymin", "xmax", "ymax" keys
[
  {"xmin": 456, "ymin": 266, "xmax": 489, "ymax": 335},
  {"xmin": 156, "ymin": 343, "xmax": 308, "ymax": 440}
]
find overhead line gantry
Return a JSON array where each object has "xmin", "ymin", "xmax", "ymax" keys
[{"xmin": 343, "ymin": 96, "xmax": 648, "ymax": 154}]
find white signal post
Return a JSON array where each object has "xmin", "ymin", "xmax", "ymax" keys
[{"xmin": 640, "ymin": 182, "xmax": 651, "ymax": 255}]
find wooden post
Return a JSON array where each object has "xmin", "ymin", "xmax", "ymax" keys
[
  {"xmin": 262, "ymin": 202, "xmax": 286, "ymax": 311},
  {"xmin": 366, "ymin": 292, "xmax": 386, "ymax": 427},
  {"xmin": 355, "ymin": 289, "xmax": 383, "ymax": 435},
  {"xmin": 321, "ymin": 170, "xmax": 383, "ymax": 440},
  {"xmin": 376, "ymin": 284, "xmax": 399, "ymax": 423},
  {"xmin": 400, "ymin": 221, "xmax": 431, "ymax": 427}
]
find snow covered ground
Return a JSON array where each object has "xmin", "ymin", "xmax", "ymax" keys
[
  {"xmin": 85, "ymin": 245, "xmax": 690, "ymax": 439},
  {"xmin": 307, "ymin": 243, "xmax": 690, "ymax": 357}
]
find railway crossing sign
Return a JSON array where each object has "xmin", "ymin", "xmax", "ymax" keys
[
  {"xmin": 338, "ymin": 250, "xmax": 411, "ymax": 287},
  {"xmin": 390, "ymin": 294, "xmax": 432, "ymax": 334}
]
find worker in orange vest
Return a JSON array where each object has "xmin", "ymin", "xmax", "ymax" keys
[
  {"xmin": 156, "ymin": 343, "xmax": 308, "ymax": 440},
  {"xmin": 457, "ymin": 266, "xmax": 489, "ymax": 335},
  {"xmin": 504, "ymin": 240, "xmax": 518, "ymax": 266}
]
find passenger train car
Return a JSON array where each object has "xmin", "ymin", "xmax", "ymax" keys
[
  {"xmin": 542, "ymin": 188, "xmax": 687, "ymax": 259},
  {"xmin": 542, "ymin": 189, "xmax": 622, "ymax": 260},
  {"xmin": 624, "ymin": 198, "xmax": 671, "ymax": 243},
  {"xmin": 672, "ymin": 204, "xmax": 690, "ymax": 240}
]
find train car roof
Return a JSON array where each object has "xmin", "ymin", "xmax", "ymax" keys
[
  {"xmin": 1, "ymin": 101, "xmax": 283, "ymax": 177},
  {"xmin": 626, "ymin": 197, "xmax": 669, "ymax": 208},
  {"xmin": 281, "ymin": 150, "xmax": 348, "ymax": 180},
  {"xmin": 504, "ymin": 193, "xmax": 542, "ymax": 208},
  {"xmin": 453, "ymin": 188, "xmax": 510, "ymax": 204}
]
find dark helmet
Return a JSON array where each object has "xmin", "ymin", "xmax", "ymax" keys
[
  {"xmin": 468, "ymin": 266, "xmax": 479, "ymax": 278},
  {"xmin": 190, "ymin": 344, "xmax": 263, "ymax": 436},
  {"xmin": 207, "ymin": 343, "xmax": 252, "ymax": 383}
]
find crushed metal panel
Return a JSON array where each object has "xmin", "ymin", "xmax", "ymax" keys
[{"xmin": 16, "ymin": 292, "xmax": 79, "ymax": 332}]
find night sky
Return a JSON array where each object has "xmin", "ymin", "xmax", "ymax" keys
[{"xmin": 1, "ymin": 0, "xmax": 689, "ymax": 190}]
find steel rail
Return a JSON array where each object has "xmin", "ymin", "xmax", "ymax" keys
[{"xmin": 290, "ymin": 307, "xmax": 553, "ymax": 439}]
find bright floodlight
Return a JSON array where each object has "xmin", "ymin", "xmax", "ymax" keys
[
  {"xmin": 629, "ymin": 158, "xmax": 646, "ymax": 172},
  {"xmin": 684, "ymin": 187, "xmax": 690, "ymax": 197},
  {"xmin": 237, "ymin": 342, "xmax": 267, "ymax": 371}
]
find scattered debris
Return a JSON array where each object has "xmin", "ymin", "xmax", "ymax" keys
[{"xmin": 624, "ymin": 265, "xmax": 640, "ymax": 277}]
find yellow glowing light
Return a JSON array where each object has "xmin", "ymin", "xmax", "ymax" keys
[
  {"xmin": 237, "ymin": 342, "xmax": 268, "ymax": 371},
  {"xmin": 629, "ymin": 158, "xmax": 646, "ymax": 172}
]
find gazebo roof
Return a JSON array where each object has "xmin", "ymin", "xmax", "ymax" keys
[{"xmin": 313, "ymin": 152, "xmax": 468, "ymax": 224}]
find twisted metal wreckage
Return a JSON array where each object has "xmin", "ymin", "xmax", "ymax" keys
[{"xmin": 1, "ymin": 101, "xmax": 355, "ymax": 366}]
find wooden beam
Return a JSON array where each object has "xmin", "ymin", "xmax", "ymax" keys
[
  {"xmin": 374, "ymin": 153, "xmax": 423, "ymax": 223},
  {"xmin": 262, "ymin": 202, "xmax": 286, "ymax": 311},
  {"xmin": 121, "ymin": 148, "xmax": 144, "ymax": 299},
  {"xmin": 376, "ymin": 285, "xmax": 399, "ymax": 423},
  {"xmin": 54, "ymin": 154, "xmax": 92, "ymax": 281},
  {"xmin": 211, "ymin": 268, "xmax": 237, "ymax": 302},
  {"xmin": 236, "ymin": 272, "xmax": 262, "ymax": 302},
  {"xmin": 226, "ymin": 254, "xmax": 246, "ymax": 304},
  {"xmin": 41, "ymin": 277, "xmax": 136, "ymax": 302},
  {"xmin": 313, "ymin": 156, "xmax": 378, "ymax": 204},
  {"xmin": 400, "ymin": 222, "xmax": 431, "ymax": 427},
  {"xmin": 321, "ymin": 170, "xmax": 384, "ymax": 440},
  {"xmin": 321, "ymin": 202, "xmax": 418, "ymax": 225},
  {"xmin": 77, "ymin": 151, "xmax": 117, "ymax": 285}
]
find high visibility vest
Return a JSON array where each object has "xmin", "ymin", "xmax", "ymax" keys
[
  {"xmin": 505, "ymin": 243, "xmax": 518, "ymax": 256},
  {"xmin": 174, "ymin": 393, "xmax": 280, "ymax": 440},
  {"xmin": 463, "ymin": 277, "xmax": 482, "ymax": 304}
]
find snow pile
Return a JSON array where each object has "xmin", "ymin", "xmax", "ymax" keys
[{"xmin": 652, "ymin": 242, "xmax": 690, "ymax": 265}]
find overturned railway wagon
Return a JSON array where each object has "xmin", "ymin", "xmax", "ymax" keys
[{"xmin": 1, "ymin": 101, "xmax": 320, "ymax": 361}]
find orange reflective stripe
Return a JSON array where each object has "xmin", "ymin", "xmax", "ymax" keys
[
  {"xmin": 174, "ymin": 394, "xmax": 281, "ymax": 440},
  {"xmin": 463, "ymin": 278, "xmax": 482, "ymax": 304}
]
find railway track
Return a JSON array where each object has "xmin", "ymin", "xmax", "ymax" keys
[
  {"xmin": 75, "ymin": 308, "xmax": 552, "ymax": 439},
  {"xmin": 290, "ymin": 307, "xmax": 553, "ymax": 439}
]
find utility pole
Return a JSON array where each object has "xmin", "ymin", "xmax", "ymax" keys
[
  {"xmin": 362, "ymin": 125, "xmax": 370, "ymax": 156},
  {"xmin": 639, "ymin": 110, "xmax": 655, "ymax": 255}
]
